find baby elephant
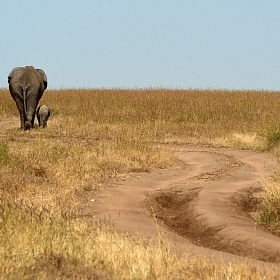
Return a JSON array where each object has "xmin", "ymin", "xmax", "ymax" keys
[{"xmin": 37, "ymin": 105, "xmax": 50, "ymax": 128}]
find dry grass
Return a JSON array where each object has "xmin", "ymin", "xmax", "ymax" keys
[
  {"xmin": 0, "ymin": 88, "xmax": 280, "ymax": 279},
  {"xmin": 257, "ymin": 180, "xmax": 280, "ymax": 235}
]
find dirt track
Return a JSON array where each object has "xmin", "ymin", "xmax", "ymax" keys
[
  {"xmin": 2, "ymin": 117, "xmax": 280, "ymax": 269},
  {"xmin": 90, "ymin": 144, "xmax": 280, "ymax": 268}
]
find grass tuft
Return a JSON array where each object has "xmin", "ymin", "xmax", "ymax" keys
[
  {"xmin": 257, "ymin": 181, "xmax": 280, "ymax": 235},
  {"xmin": 266, "ymin": 127, "xmax": 280, "ymax": 150}
]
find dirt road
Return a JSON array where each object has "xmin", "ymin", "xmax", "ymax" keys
[
  {"xmin": 2, "ymin": 117, "xmax": 279, "ymax": 268},
  {"xmin": 91, "ymin": 144, "xmax": 280, "ymax": 267}
]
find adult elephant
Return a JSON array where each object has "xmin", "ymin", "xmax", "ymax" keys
[{"xmin": 8, "ymin": 66, "xmax": 47, "ymax": 130}]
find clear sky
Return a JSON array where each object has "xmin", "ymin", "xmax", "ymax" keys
[{"xmin": 1, "ymin": 1, "xmax": 280, "ymax": 90}]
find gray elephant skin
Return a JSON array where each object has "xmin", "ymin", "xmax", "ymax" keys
[
  {"xmin": 8, "ymin": 66, "xmax": 47, "ymax": 130},
  {"xmin": 37, "ymin": 104, "xmax": 50, "ymax": 128}
]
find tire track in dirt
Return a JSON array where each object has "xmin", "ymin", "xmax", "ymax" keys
[{"xmin": 91, "ymin": 145, "xmax": 280, "ymax": 267}]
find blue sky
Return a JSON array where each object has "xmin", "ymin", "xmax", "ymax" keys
[{"xmin": 1, "ymin": 1, "xmax": 280, "ymax": 90}]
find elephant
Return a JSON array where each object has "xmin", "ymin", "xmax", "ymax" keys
[
  {"xmin": 8, "ymin": 66, "xmax": 47, "ymax": 130},
  {"xmin": 36, "ymin": 104, "xmax": 50, "ymax": 128}
]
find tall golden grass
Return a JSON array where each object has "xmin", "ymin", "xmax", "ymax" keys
[{"xmin": 0, "ymin": 88, "xmax": 280, "ymax": 279}]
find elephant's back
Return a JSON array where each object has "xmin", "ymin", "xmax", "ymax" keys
[
  {"xmin": 38, "ymin": 105, "xmax": 50, "ymax": 114},
  {"xmin": 10, "ymin": 66, "xmax": 42, "ymax": 89}
]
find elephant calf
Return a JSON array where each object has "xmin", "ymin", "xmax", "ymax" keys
[{"xmin": 37, "ymin": 105, "xmax": 50, "ymax": 128}]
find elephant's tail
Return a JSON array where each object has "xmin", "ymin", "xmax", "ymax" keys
[
  {"xmin": 22, "ymin": 88, "xmax": 28, "ymax": 116},
  {"xmin": 22, "ymin": 88, "xmax": 32, "ymax": 130}
]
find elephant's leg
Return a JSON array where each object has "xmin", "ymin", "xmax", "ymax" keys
[
  {"xmin": 31, "ymin": 112, "xmax": 36, "ymax": 128},
  {"xmin": 39, "ymin": 113, "xmax": 46, "ymax": 127},
  {"xmin": 37, "ymin": 115, "xmax": 41, "ymax": 127},
  {"xmin": 14, "ymin": 97, "xmax": 25, "ymax": 129},
  {"xmin": 25, "ymin": 107, "xmax": 36, "ymax": 130},
  {"xmin": 40, "ymin": 116, "xmax": 44, "ymax": 127},
  {"xmin": 42, "ymin": 116, "xmax": 48, "ymax": 128},
  {"xmin": 25, "ymin": 96, "xmax": 40, "ymax": 129},
  {"xmin": 20, "ymin": 112, "xmax": 25, "ymax": 129}
]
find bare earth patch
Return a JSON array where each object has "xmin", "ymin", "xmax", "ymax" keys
[{"xmin": 87, "ymin": 145, "xmax": 280, "ymax": 270}]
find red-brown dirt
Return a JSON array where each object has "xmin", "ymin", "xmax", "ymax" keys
[{"xmin": 89, "ymin": 144, "xmax": 280, "ymax": 270}]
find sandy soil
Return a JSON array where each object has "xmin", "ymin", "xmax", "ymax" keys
[{"xmin": 88, "ymin": 144, "xmax": 280, "ymax": 270}]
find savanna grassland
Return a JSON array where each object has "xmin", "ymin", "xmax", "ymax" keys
[{"xmin": 1, "ymin": 88, "xmax": 280, "ymax": 279}]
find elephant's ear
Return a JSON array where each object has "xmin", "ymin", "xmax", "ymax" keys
[
  {"xmin": 36, "ymin": 69, "xmax": 48, "ymax": 90},
  {"xmin": 7, "ymin": 67, "xmax": 21, "ymax": 83}
]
